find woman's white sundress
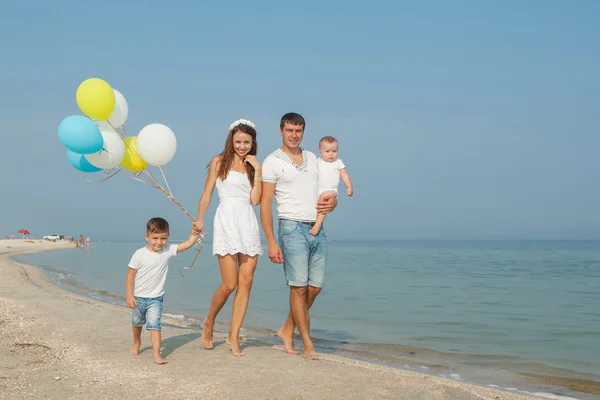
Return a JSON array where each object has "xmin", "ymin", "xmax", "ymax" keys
[{"xmin": 212, "ymin": 171, "xmax": 263, "ymax": 256}]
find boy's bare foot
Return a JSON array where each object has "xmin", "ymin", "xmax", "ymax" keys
[
  {"xmin": 276, "ymin": 327, "xmax": 300, "ymax": 355},
  {"xmin": 129, "ymin": 341, "xmax": 141, "ymax": 356},
  {"xmin": 302, "ymin": 348, "xmax": 319, "ymax": 360},
  {"xmin": 227, "ymin": 333, "xmax": 245, "ymax": 357},
  {"xmin": 154, "ymin": 355, "xmax": 168, "ymax": 365},
  {"xmin": 201, "ymin": 318, "xmax": 214, "ymax": 349}
]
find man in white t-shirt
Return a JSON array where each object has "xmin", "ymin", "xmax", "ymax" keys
[
  {"xmin": 125, "ymin": 217, "xmax": 202, "ymax": 365},
  {"xmin": 260, "ymin": 112, "xmax": 337, "ymax": 360}
]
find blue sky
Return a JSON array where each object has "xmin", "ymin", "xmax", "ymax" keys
[{"xmin": 1, "ymin": 1, "xmax": 599, "ymax": 241}]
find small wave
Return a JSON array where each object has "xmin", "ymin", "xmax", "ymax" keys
[
  {"xmin": 449, "ymin": 373, "xmax": 462, "ymax": 381},
  {"xmin": 163, "ymin": 313, "xmax": 185, "ymax": 320},
  {"xmin": 518, "ymin": 392, "xmax": 580, "ymax": 400},
  {"xmin": 487, "ymin": 385, "xmax": 581, "ymax": 400}
]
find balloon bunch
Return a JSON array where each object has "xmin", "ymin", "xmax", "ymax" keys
[{"xmin": 58, "ymin": 78, "xmax": 205, "ymax": 274}]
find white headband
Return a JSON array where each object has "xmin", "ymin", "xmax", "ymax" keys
[{"xmin": 229, "ymin": 118, "xmax": 256, "ymax": 131}]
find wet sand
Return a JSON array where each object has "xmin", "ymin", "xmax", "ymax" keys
[{"xmin": 0, "ymin": 239, "xmax": 541, "ymax": 399}]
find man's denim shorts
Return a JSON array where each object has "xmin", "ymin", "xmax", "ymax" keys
[
  {"xmin": 278, "ymin": 219, "xmax": 328, "ymax": 288},
  {"xmin": 132, "ymin": 295, "xmax": 164, "ymax": 331}
]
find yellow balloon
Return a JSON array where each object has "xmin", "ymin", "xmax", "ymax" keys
[
  {"xmin": 120, "ymin": 137, "xmax": 148, "ymax": 172},
  {"xmin": 76, "ymin": 78, "xmax": 116, "ymax": 120}
]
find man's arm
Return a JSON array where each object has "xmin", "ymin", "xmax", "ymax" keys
[
  {"xmin": 340, "ymin": 168, "xmax": 353, "ymax": 196},
  {"xmin": 125, "ymin": 268, "xmax": 137, "ymax": 308},
  {"xmin": 260, "ymin": 181, "xmax": 284, "ymax": 264},
  {"xmin": 260, "ymin": 182, "xmax": 277, "ymax": 246}
]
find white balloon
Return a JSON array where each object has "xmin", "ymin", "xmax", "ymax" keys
[
  {"xmin": 84, "ymin": 130, "xmax": 125, "ymax": 169},
  {"xmin": 95, "ymin": 120, "xmax": 113, "ymax": 131},
  {"xmin": 108, "ymin": 89, "xmax": 129, "ymax": 127},
  {"xmin": 137, "ymin": 123, "xmax": 177, "ymax": 166}
]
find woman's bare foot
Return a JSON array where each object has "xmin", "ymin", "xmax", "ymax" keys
[
  {"xmin": 276, "ymin": 327, "xmax": 300, "ymax": 355},
  {"xmin": 201, "ymin": 318, "xmax": 214, "ymax": 349},
  {"xmin": 129, "ymin": 341, "xmax": 141, "ymax": 356},
  {"xmin": 302, "ymin": 348, "xmax": 319, "ymax": 360},
  {"xmin": 154, "ymin": 355, "xmax": 168, "ymax": 365},
  {"xmin": 227, "ymin": 333, "xmax": 245, "ymax": 357}
]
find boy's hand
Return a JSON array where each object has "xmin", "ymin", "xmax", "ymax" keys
[
  {"xmin": 126, "ymin": 296, "xmax": 137, "ymax": 308},
  {"xmin": 347, "ymin": 187, "xmax": 353, "ymax": 197}
]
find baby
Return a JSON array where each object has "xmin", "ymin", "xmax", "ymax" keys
[{"xmin": 309, "ymin": 136, "xmax": 353, "ymax": 236}]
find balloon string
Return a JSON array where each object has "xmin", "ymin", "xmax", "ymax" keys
[
  {"xmin": 136, "ymin": 169, "xmax": 196, "ymax": 221},
  {"xmin": 120, "ymin": 125, "xmax": 128, "ymax": 137},
  {"xmin": 158, "ymin": 166, "xmax": 173, "ymax": 197},
  {"xmin": 82, "ymin": 168, "xmax": 121, "ymax": 183},
  {"xmin": 104, "ymin": 120, "xmax": 123, "ymax": 137}
]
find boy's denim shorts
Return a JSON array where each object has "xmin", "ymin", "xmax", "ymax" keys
[
  {"xmin": 278, "ymin": 219, "xmax": 328, "ymax": 288},
  {"xmin": 132, "ymin": 295, "xmax": 163, "ymax": 331}
]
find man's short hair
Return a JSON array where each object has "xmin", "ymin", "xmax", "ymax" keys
[
  {"xmin": 319, "ymin": 136, "xmax": 338, "ymax": 148},
  {"xmin": 280, "ymin": 112, "xmax": 306, "ymax": 129},
  {"xmin": 146, "ymin": 217, "xmax": 169, "ymax": 234}
]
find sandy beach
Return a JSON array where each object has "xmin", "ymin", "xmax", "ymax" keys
[{"xmin": 0, "ymin": 239, "xmax": 542, "ymax": 400}]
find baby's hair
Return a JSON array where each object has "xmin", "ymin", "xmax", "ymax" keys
[
  {"xmin": 319, "ymin": 136, "xmax": 338, "ymax": 148},
  {"xmin": 146, "ymin": 217, "xmax": 170, "ymax": 234}
]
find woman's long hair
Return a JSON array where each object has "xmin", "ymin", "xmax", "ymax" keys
[{"xmin": 211, "ymin": 123, "xmax": 258, "ymax": 186}]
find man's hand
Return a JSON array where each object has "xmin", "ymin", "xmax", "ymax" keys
[
  {"xmin": 316, "ymin": 196, "xmax": 338, "ymax": 214},
  {"xmin": 268, "ymin": 243, "xmax": 284, "ymax": 264},
  {"xmin": 126, "ymin": 296, "xmax": 137, "ymax": 308},
  {"xmin": 347, "ymin": 187, "xmax": 353, "ymax": 197}
]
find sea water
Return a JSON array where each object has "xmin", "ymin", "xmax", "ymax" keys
[{"xmin": 14, "ymin": 240, "xmax": 600, "ymax": 399}]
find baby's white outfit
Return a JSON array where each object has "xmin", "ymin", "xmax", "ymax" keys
[{"xmin": 317, "ymin": 158, "xmax": 346, "ymax": 196}]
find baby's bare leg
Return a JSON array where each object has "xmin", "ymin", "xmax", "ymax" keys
[{"xmin": 309, "ymin": 191, "xmax": 337, "ymax": 236}]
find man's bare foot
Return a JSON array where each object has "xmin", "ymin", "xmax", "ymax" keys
[
  {"xmin": 129, "ymin": 341, "xmax": 141, "ymax": 356},
  {"xmin": 154, "ymin": 355, "xmax": 168, "ymax": 365},
  {"xmin": 276, "ymin": 327, "xmax": 300, "ymax": 355},
  {"xmin": 227, "ymin": 333, "xmax": 245, "ymax": 357},
  {"xmin": 302, "ymin": 349, "xmax": 319, "ymax": 360}
]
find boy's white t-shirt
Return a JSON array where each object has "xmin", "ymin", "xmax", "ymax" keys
[
  {"xmin": 262, "ymin": 149, "xmax": 319, "ymax": 222},
  {"xmin": 317, "ymin": 158, "xmax": 346, "ymax": 195},
  {"xmin": 128, "ymin": 244, "xmax": 178, "ymax": 298}
]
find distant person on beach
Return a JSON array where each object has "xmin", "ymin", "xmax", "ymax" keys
[
  {"xmin": 125, "ymin": 217, "xmax": 202, "ymax": 364},
  {"xmin": 260, "ymin": 112, "xmax": 337, "ymax": 360},
  {"xmin": 308, "ymin": 135, "xmax": 353, "ymax": 236},
  {"xmin": 196, "ymin": 119, "xmax": 263, "ymax": 356}
]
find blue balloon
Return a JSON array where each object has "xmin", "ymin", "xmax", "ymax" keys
[
  {"xmin": 58, "ymin": 115, "xmax": 104, "ymax": 154},
  {"xmin": 66, "ymin": 150, "xmax": 102, "ymax": 173}
]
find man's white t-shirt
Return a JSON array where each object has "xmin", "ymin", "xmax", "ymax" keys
[
  {"xmin": 262, "ymin": 148, "xmax": 319, "ymax": 222},
  {"xmin": 128, "ymin": 244, "xmax": 178, "ymax": 298},
  {"xmin": 318, "ymin": 158, "xmax": 346, "ymax": 195}
]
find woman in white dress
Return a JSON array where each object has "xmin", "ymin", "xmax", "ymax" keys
[{"xmin": 196, "ymin": 118, "xmax": 263, "ymax": 356}]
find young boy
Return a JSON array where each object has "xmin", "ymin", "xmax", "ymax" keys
[
  {"xmin": 126, "ymin": 217, "xmax": 203, "ymax": 364},
  {"xmin": 309, "ymin": 136, "xmax": 354, "ymax": 236}
]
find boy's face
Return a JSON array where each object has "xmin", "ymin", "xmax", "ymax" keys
[
  {"xmin": 145, "ymin": 231, "xmax": 169, "ymax": 252},
  {"xmin": 319, "ymin": 141, "xmax": 338, "ymax": 162}
]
